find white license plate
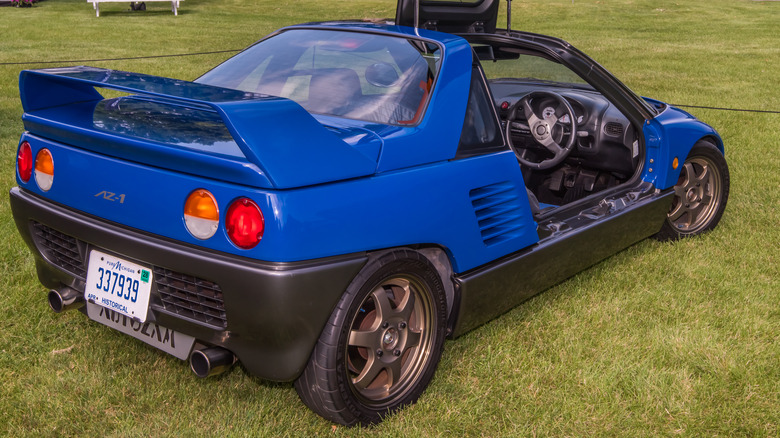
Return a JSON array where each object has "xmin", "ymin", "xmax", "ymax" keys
[
  {"xmin": 86, "ymin": 302, "xmax": 195, "ymax": 360},
  {"xmin": 85, "ymin": 250, "xmax": 153, "ymax": 322}
]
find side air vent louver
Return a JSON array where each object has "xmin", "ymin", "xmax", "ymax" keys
[
  {"xmin": 469, "ymin": 182, "xmax": 527, "ymax": 246},
  {"xmin": 605, "ymin": 122, "xmax": 624, "ymax": 137}
]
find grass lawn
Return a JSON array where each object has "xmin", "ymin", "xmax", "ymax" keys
[{"xmin": 1, "ymin": 0, "xmax": 778, "ymax": 435}]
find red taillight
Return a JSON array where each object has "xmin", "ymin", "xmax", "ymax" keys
[
  {"xmin": 226, "ymin": 198, "xmax": 264, "ymax": 249},
  {"xmin": 17, "ymin": 141, "xmax": 33, "ymax": 183},
  {"xmin": 34, "ymin": 148, "xmax": 54, "ymax": 191}
]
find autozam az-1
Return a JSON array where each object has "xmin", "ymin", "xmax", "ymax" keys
[{"xmin": 11, "ymin": 0, "xmax": 729, "ymax": 426}]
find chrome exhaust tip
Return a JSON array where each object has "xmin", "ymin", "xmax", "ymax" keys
[
  {"xmin": 48, "ymin": 287, "xmax": 84, "ymax": 313},
  {"xmin": 190, "ymin": 347, "xmax": 236, "ymax": 378}
]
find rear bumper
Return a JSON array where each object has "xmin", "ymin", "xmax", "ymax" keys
[{"xmin": 10, "ymin": 187, "xmax": 367, "ymax": 381}]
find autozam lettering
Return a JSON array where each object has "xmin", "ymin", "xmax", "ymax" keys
[
  {"xmin": 95, "ymin": 190, "xmax": 126, "ymax": 203},
  {"xmin": 97, "ymin": 306, "xmax": 176, "ymax": 348}
]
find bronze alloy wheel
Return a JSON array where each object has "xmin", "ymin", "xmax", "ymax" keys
[
  {"xmin": 346, "ymin": 275, "xmax": 435, "ymax": 404},
  {"xmin": 668, "ymin": 155, "xmax": 723, "ymax": 233},
  {"xmin": 656, "ymin": 140, "xmax": 729, "ymax": 240},
  {"xmin": 294, "ymin": 250, "xmax": 447, "ymax": 426}
]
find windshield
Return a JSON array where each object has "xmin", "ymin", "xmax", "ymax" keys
[
  {"xmin": 197, "ymin": 29, "xmax": 442, "ymax": 125},
  {"xmin": 479, "ymin": 50, "xmax": 593, "ymax": 89}
]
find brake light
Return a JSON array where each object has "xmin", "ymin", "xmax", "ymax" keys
[
  {"xmin": 34, "ymin": 148, "xmax": 54, "ymax": 191},
  {"xmin": 184, "ymin": 189, "xmax": 219, "ymax": 240},
  {"xmin": 17, "ymin": 141, "xmax": 32, "ymax": 183},
  {"xmin": 226, "ymin": 198, "xmax": 264, "ymax": 249}
]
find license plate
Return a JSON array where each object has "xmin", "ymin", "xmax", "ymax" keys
[
  {"xmin": 85, "ymin": 250, "xmax": 153, "ymax": 322},
  {"xmin": 86, "ymin": 302, "xmax": 195, "ymax": 360}
]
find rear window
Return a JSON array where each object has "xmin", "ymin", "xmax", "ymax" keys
[{"xmin": 197, "ymin": 29, "xmax": 442, "ymax": 126}]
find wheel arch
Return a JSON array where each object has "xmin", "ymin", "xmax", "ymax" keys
[
  {"xmin": 699, "ymin": 134, "xmax": 725, "ymax": 155},
  {"xmin": 664, "ymin": 135, "xmax": 725, "ymax": 190},
  {"xmin": 295, "ymin": 244, "xmax": 451, "ymax": 425},
  {"xmin": 365, "ymin": 245, "xmax": 458, "ymax": 335}
]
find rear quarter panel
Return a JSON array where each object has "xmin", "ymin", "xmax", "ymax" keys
[{"xmin": 18, "ymin": 133, "xmax": 537, "ymax": 272}]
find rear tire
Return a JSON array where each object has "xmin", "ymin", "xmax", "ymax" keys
[
  {"xmin": 294, "ymin": 249, "xmax": 447, "ymax": 426},
  {"xmin": 655, "ymin": 140, "xmax": 729, "ymax": 240}
]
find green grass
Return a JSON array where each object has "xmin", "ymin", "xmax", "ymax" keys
[{"xmin": 1, "ymin": 0, "xmax": 778, "ymax": 435}]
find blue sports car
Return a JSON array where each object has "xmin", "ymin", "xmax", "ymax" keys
[{"xmin": 11, "ymin": 0, "xmax": 729, "ymax": 426}]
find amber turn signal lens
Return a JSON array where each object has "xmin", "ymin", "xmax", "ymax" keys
[
  {"xmin": 672, "ymin": 157, "xmax": 679, "ymax": 170},
  {"xmin": 34, "ymin": 148, "xmax": 54, "ymax": 191},
  {"xmin": 184, "ymin": 189, "xmax": 219, "ymax": 240},
  {"xmin": 17, "ymin": 141, "xmax": 33, "ymax": 183}
]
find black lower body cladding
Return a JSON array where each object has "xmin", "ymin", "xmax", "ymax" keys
[{"xmin": 10, "ymin": 187, "xmax": 367, "ymax": 381}]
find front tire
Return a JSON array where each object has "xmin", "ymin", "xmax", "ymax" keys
[
  {"xmin": 295, "ymin": 250, "xmax": 447, "ymax": 426},
  {"xmin": 655, "ymin": 140, "xmax": 730, "ymax": 240}
]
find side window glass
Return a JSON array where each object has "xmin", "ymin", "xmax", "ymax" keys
[{"xmin": 456, "ymin": 66, "xmax": 505, "ymax": 157}]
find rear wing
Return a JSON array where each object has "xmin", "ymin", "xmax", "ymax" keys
[{"xmin": 20, "ymin": 67, "xmax": 377, "ymax": 189}]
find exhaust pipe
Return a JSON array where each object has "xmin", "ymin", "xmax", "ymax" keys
[
  {"xmin": 190, "ymin": 347, "xmax": 236, "ymax": 378},
  {"xmin": 48, "ymin": 287, "xmax": 84, "ymax": 313}
]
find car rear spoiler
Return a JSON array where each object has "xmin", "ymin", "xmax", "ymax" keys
[{"xmin": 19, "ymin": 67, "xmax": 377, "ymax": 189}]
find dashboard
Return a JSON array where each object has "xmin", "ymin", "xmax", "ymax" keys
[{"xmin": 489, "ymin": 80, "xmax": 638, "ymax": 177}]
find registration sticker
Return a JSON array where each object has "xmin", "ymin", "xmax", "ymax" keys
[{"xmin": 85, "ymin": 250, "xmax": 153, "ymax": 322}]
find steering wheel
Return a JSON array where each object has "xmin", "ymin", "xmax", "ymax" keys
[{"xmin": 505, "ymin": 91, "xmax": 577, "ymax": 170}]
